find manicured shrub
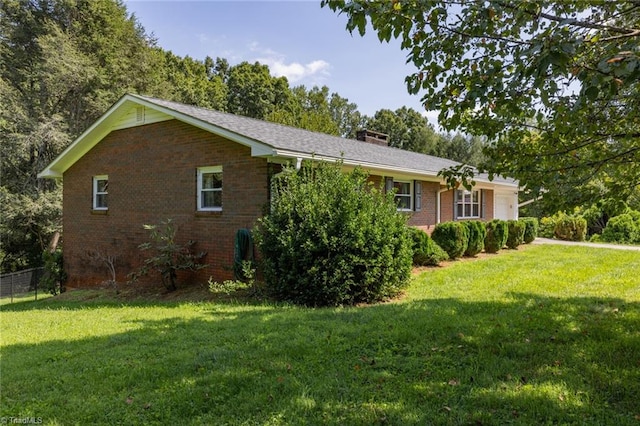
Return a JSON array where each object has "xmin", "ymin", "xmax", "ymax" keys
[
  {"xmin": 408, "ymin": 227, "xmax": 449, "ymax": 266},
  {"xmin": 255, "ymin": 162, "xmax": 412, "ymax": 307},
  {"xmin": 506, "ymin": 220, "xmax": 526, "ymax": 249},
  {"xmin": 554, "ymin": 214, "xmax": 587, "ymax": 241},
  {"xmin": 484, "ymin": 220, "xmax": 508, "ymax": 253},
  {"xmin": 538, "ymin": 216, "xmax": 556, "ymax": 238},
  {"xmin": 463, "ymin": 221, "xmax": 486, "ymax": 257},
  {"xmin": 601, "ymin": 213, "xmax": 640, "ymax": 244},
  {"xmin": 520, "ymin": 217, "xmax": 539, "ymax": 244},
  {"xmin": 431, "ymin": 221, "xmax": 468, "ymax": 260}
]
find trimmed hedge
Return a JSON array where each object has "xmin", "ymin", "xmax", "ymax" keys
[
  {"xmin": 554, "ymin": 214, "xmax": 587, "ymax": 242},
  {"xmin": 538, "ymin": 216, "xmax": 556, "ymax": 238},
  {"xmin": 431, "ymin": 221, "xmax": 468, "ymax": 259},
  {"xmin": 506, "ymin": 220, "xmax": 525, "ymax": 249},
  {"xmin": 408, "ymin": 227, "xmax": 449, "ymax": 266},
  {"xmin": 485, "ymin": 220, "xmax": 508, "ymax": 253},
  {"xmin": 520, "ymin": 217, "xmax": 539, "ymax": 244},
  {"xmin": 463, "ymin": 221, "xmax": 486, "ymax": 257},
  {"xmin": 601, "ymin": 213, "xmax": 640, "ymax": 244}
]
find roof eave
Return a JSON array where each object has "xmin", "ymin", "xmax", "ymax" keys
[
  {"xmin": 38, "ymin": 93, "xmax": 277, "ymax": 179},
  {"xmin": 272, "ymin": 150, "xmax": 519, "ymax": 188}
]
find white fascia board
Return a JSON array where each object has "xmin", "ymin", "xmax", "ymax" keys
[
  {"xmin": 37, "ymin": 95, "xmax": 135, "ymax": 179},
  {"xmin": 38, "ymin": 94, "xmax": 277, "ymax": 179}
]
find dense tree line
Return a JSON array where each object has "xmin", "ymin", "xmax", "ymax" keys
[
  {"xmin": 323, "ymin": 0, "xmax": 640, "ymax": 212},
  {"xmin": 0, "ymin": 0, "xmax": 482, "ymax": 272}
]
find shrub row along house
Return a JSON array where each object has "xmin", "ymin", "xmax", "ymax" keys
[{"xmin": 39, "ymin": 94, "xmax": 519, "ymax": 287}]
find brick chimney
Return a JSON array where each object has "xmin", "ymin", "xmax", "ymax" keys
[{"xmin": 356, "ymin": 129, "xmax": 389, "ymax": 146}]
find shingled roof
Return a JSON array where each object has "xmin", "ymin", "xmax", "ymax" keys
[{"xmin": 39, "ymin": 93, "xmax": 518, "ymax": 188}]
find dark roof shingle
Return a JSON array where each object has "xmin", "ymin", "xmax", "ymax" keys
[{"xmin": 135, "ymin": 94, "xmax": 517, "ymax": 186}]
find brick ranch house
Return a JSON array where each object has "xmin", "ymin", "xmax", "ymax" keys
[{"xmin": 39, "ymin": 94, "xmax": 519, "ymax": 287}]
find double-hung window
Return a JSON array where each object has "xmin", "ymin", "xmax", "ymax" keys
[
  {"xmin": 456, "ymin": 189, "xmax": 480, "ymax": 219},
  {"xmin": 197, "ymin": 166, "xmax": 222, "ymax": 211},
  {"xmin": 385, "ymin": 177, "xmax": 421, "ymax": 212},
  {"xmin": 93, "ymin": 175, "xmax": 108, "ymax": 210},
  {"xmin": 393, "ymin": 180, "xmax": 413, "ymax": 211}
]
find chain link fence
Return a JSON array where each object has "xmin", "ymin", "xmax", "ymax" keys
[{"xmin": 0, "ymin": 267, "xmax": 45, "ymax": 303}]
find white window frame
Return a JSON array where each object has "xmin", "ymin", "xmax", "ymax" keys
[
  {"xmin": 92, "ymin": 175, "xmax": 108, "ymax": 210},
  {"xmin": 393, "ymin": 180, "xmax": 413, "ymax": 212},
  {"xmin": 197, "ymin": 166, "xmax": 223, "ymax": 211},
  {"xmin": 456, "ymin": 189, "xmax": 480, "ymax": 219}
]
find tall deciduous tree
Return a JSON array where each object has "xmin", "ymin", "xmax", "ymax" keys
[
  {"xmin": 0, "ymin": 0, "xmax": 164, "ymax": 272},
  {"xmin": 365, "ymin": 106, "xmax": 441, "ymax": 153},
  {"xmin": 323, "ymin": 0, "xmax": 640, "ymax": 209},
  {"xmin": 226, "ymin": 61, "xmax": 293, "ymax": 119}
]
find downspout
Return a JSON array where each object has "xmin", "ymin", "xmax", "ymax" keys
[{"xmin": 436, "ymin": 187, "xmax": 449, "ymax": 224}]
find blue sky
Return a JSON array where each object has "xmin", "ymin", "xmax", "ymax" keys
[{"xmin": 123, "ymin": 0, "xmax": 437, "ymax": 123}]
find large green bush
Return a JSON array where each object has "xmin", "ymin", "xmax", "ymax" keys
[
  {"xmin": 463, "ymin": 221, "xmax": 486, "ymax": 257},
  {"xmin": 506, "ymin": 220, "xmax": 526, "ymax": 249},
  {"xmin": 538, "ymin": 215, "xmax": 556, "ymax": 238},
  {"xmin": 554, "ymin": 214, "xmax": 587, "ymax": 242},
  {"xmin": 431, "ymin": 221, "xmax": 468, "ymax": 260},
  {"xmin": 255, "ymin": 162, "xmax": 412, "ymax": 307},
  {"xmin": 601, "ymin": 213, "xmax": 640, "ymax": 244},
  {"xmin": 485, "ymin": 220, "xmax": 508, "ymax": 253},
  {"xmin": 520, "ymin": 217, "xmax": 539, "ymax": 244},
  {"xmin": 408, "ymin": 227, "xmax": 449, "ymax": 266}
]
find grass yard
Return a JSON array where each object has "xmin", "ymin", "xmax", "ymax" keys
[{"xmin": 1, "ymin": 245, "xmax": 639, "ymax": 425}]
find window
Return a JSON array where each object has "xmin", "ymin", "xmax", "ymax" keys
[
  {"xmin": 93, "ymin": 175, "xmax": 108, "ymax": 210},
  {"xmin": 456, "ymin": 189, "xmax": 480, "ymax": 218},
  {"xmin": 393, "ymin": 180, "xmax": 413, "ymax": 211},
  {"xmin": 385, "ymin": 177, "xmax": 421, "ymax": 212},
  {"xmin": 197, "ymin": 166, "xmax": 222, "ymax": 211}
]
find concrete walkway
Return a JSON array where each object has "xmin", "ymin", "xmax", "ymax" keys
[{"xmin": 532, "ymin": 237, "xmax": 640, "ymax": 251}]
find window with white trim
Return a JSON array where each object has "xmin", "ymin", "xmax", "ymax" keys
[
  {"xmin": 393, "ymin": 180, "xmax": 413, "ymax": 211},
  {"xmin": 197, "ymin": 166, "xmax": 222, "ymax": 211},
  {"xmin": 456, "ymin": 189, "xmax": 480, "ymax": 218},
  {"xmin": 93, "ymin": 175, "xmax": 108, "ymax": 210},
  {"xmin": 386, "ymin": 177, "xmax": 418, "ymax": 212}
]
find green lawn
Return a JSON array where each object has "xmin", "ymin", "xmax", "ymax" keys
[{"xmin": 1, "ymin": 245, "xmax": 639, "ymax": 425}]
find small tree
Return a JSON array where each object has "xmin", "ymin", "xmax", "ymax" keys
[
  {"xmin": 40, "ymin": 247, "xmax": 66, "ymax": 295},
  {"xmin": 128, "ymin": 219, "xmax": 207, "ymax": 291},
  {"xmin": 85, "ymin": 249, "xmax": 118, "ymax": 291},
  {"xmin": 255, "ymin": 161, "xmax": 412, "ymax": 307}
]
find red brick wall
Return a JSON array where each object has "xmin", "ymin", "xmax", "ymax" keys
[
  {"xmin": 63, "ymin": 119, "xmax": 269, "ymax": 287},
  {"xmin": 368, "ymin": 176, "xmax": 440, "ymax": 232},
  {"xmin": 441, "ymin": 188, "xmax": 494, "ymax": 223},
  {"xmin": 440, "ymin": 189, "xmax": 455, "ymax": 223}
]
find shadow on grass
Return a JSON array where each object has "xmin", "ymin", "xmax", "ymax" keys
[{"xmin": 2, "ymin": 294, "xmax": 639, "ymax": 425}]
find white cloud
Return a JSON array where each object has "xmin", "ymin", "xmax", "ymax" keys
[
  {"xmin": 250, "ymin": 42, "xmax": 330, "ymax": 84},
  {"xmin": 262, "ymin": 58, "xmax": 330, "ymax": 83}
]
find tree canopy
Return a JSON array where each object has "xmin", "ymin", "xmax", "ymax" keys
[
  {"xmin": 0, "ymin": 0, "xmax": 499, "ymax": 272},
  {"xmin": 322, "ymin": 0, "xmax": 640, "ymax": 209}
]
